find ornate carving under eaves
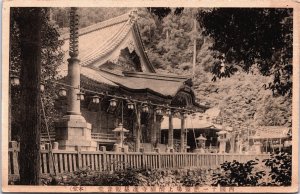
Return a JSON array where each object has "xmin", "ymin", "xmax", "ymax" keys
[
  {"xmin": 184, "ymin": 78, "xmax": 193, "ymax": 87},
  {"xmin": 102, "ymin": 46, "xmax": 142, "ymax": 72}
]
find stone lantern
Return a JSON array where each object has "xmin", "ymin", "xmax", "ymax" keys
[
  {"xmin": 112, "ymin": 123, "xmax": 129, "ymax": 152},
  {"xmin": 194, "ymin": 134, "xmax": 207, "ymax": 153},
  {"xmin": 217, "ymin": 130, "xmax": 229, "ymax": 153}
]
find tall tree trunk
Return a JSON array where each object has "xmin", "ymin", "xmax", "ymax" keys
[{"xmin": 15, "ymin": 8, "xmax": 43, "ymax": 185}]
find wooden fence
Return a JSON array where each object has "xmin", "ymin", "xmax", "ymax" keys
[{"xmin": 8, "ymin": 142, "xmax": 270, "ymax": 176}]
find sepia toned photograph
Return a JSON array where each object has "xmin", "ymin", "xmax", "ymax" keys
[{"xmin": 2, "ymin": 0, "xmax": 299, "ymax": 193}]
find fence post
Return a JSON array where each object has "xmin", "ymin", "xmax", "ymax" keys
[
  {"xmin": 140, "ymin": 148, "xmax": 145, "ymax": 168},
  {"xmin": 123, "ymin": 151, "xmax": 127, "ymax": 170},
  {"xmin": 9, "ymin": 141, "xmax": 19, "ymax": 175},
  {"xmin": 154, "ymin": 148, "xmax": 161, "ymax": 169},
  {"xmin": 75, "ymin": 146, "xmax": 82, "ymax": 169},
  {"xmin": 46, "ymin": 144, "xmax": 54, "ymax": 175},
  {"xmin": 170, "ymin": 149, "xmax": 175, "ymax": 168},
  {"xmin": 100, "ymin": 146, "xmax": 107, "ymax": 171}
]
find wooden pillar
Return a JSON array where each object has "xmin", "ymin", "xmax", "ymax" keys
[
  {"xmin": 180, "ymin": 115, "xmax": 185, "ymax": 152},
  {"xmin": 135, "ymin": 108, "xmax": 141, "ymax": 152},
  {"xmin": 151, "ymin": 111, "xmax": 157, "ymax": 149},
  {"xmin": 168, "ymin": 114, "xmax": 174, "ymax": 149},
  {"xmin": 279, "ymin": 138, "xmax": 282, "ymax": 152},
  {"xmin": 156, "ymin": 116, "xmax": 162, "ymax": 145}
]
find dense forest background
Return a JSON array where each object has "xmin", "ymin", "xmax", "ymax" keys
[{"xmin": 51, "ymin": 7, "xmax": 292, "ymax": 127}]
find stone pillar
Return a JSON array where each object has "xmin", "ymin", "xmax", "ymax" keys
[
  {"xmin": 168, "ymin": 114, "xmax": 174, "ymax": 149},
  {"xmin": 135, "ymin": 108, "xmax": 141, "ymax": 152},
  {"xmin": 180, "ymin": 114, "xmax": 185, "ymax": 152},
  {"xmin": 67, "ymin": 57, "xmax": 81, "ymax": 115},
  {"xmin": 55, "ymin": 7, "xmax": 96, "ymax": 151}
]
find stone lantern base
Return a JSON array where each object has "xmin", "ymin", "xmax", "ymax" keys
[
  {"xmin": 253, "ymin": 141, "xmax": 263, "ymax": 154},
  {"xmin": 55, "ymin": 115, "xmax": 97, "ymax": 151},
  {"xmin": 219, "ymin": 140, "xmax": 226, "ymax": 153}
]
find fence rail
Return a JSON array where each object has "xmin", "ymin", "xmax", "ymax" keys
[{"xmin": 8, "ymin": 142, "xmax": 270, "ymax": 176}]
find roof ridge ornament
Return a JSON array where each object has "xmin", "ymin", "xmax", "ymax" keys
[{"xmin": 129, "ymin": 9, "xmax": 138, "ymax": 24}]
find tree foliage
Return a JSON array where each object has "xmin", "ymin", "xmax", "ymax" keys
[
  {"xmin": 197, "ymin": 8, "xmax": 293, "ymax": 96},
  {"xmin": 262, "ymin": 151, "xmax": 292, "ymax": 186},
  {"xmin": 212, "ymin": 159, "xmax": 266, "ymax": 186}
]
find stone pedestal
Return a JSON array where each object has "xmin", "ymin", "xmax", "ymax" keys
[
  {"xmin": 52, "ymin": 142, "xmax": 59, "ymax": 150},
  {"xmin": 55, "ymin": 115, "xmax": 97, "ymax": 151},
  {"xmin": 219, "ymin": 140, "xmax": 226, "ymax": 153},
  {"xmin": 113, "ymin": 144, "xmax": 122, "ymax": 152},
  {"xmin": 253, "ymin": 142, "xmax": 262, "ymax": 154},
  {"xmin": 166, "ymin": 147, "xmax": 174, "ymax": 153}
]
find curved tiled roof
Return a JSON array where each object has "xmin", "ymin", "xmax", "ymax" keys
[
  {"xmin": 60, "ymin": 12, "xmax": 130, "ymax": 40},
  {"xmin": 81, "ymin": 67, "xmax": 118, "ymax": 87},
  {"xmin": 59, "ymin": 11, "xmax": 155, "ymax": 77},
  {"xmin": 84, "ymin": 68, "xmax": 186, "ymax": 98}
]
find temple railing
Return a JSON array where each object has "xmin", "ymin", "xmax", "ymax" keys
[
  {"xmin": 8, "ymin": 142, "xmax": 270, "ymax": 176},
  {"xmin": 41, "ymin": 132, "xmax": 117, "ymax": 144}
]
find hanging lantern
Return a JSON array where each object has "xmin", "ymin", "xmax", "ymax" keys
[
  {"xmin": 58, "ymin": 87, "xmax": 67, "ymax": 97},
  {"xmin": 40, "ymin": 82, "xmax": 45, "ymax": 92},
  {"xmin": 183, "ymin": 112, "xmax": 188, "ymax": 118},
  {"xmin": 188, "ymin": 110, "xmax": 194, "ymax": 115},
  {"xmin": 77, "ymin": 91, "xmax": 85, "ymax": 101},
  {"xmin": 191, "ymin": 113, "xmax": 196, "ymax": 119},
  {"xmin": 155, "ymin": 107, "xmax": 162, "ymax": 115},
  {"xmin": 10, "ymin": 75, "xmax": 20, "ymax": 86},
  {"xmin": 199, "ymin": 114, "xmax": 204, "ymax": 120},
  {"xmin": 127, "ymin": 101, "xmax": 134, "ymax": 110},
  {"xmin": 92, "ymin": 95, "xmax": 100, "ymax": 104},
  {"xmin": 166, "ymin": 108, "xmax": 172, "ymax": 116},
  {"xmin": 142, "ymin": 103, "xmax": 149, "ymax": 113},
  {"xmin": 174, "ymin": 110, "xmax": 181, "ymax": 118},
  {"xmin": 109, "ymin": 98, "xmax": 117, "ymax": 107}
]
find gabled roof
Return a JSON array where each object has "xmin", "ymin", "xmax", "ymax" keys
[
  {"xmin": 59, "ymin": 10, "xmax": 155, "ymax": 77},
  {"xmin": 161, "ymin": 111, "xmax": 222, "ymax": 130},
  {"xmin": 250, "ymin": 126, "xmax": 290, "ymax": 139}
]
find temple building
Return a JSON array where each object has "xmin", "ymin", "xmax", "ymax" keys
[{"xmin": 55, "ymin": 10, "xmax": 209, "ymax": 152}]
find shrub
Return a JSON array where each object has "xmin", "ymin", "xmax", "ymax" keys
[
  {"xmin": 262, "ymin": 151, "xmax": 292, "ymax": 186},
  {"xmin": 212, "ymin": 160, "xmax": 266, "ymax": 186},
  {"xmin": 181, "ymin": 169, "xmax": 207, "ymax": 186}
]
